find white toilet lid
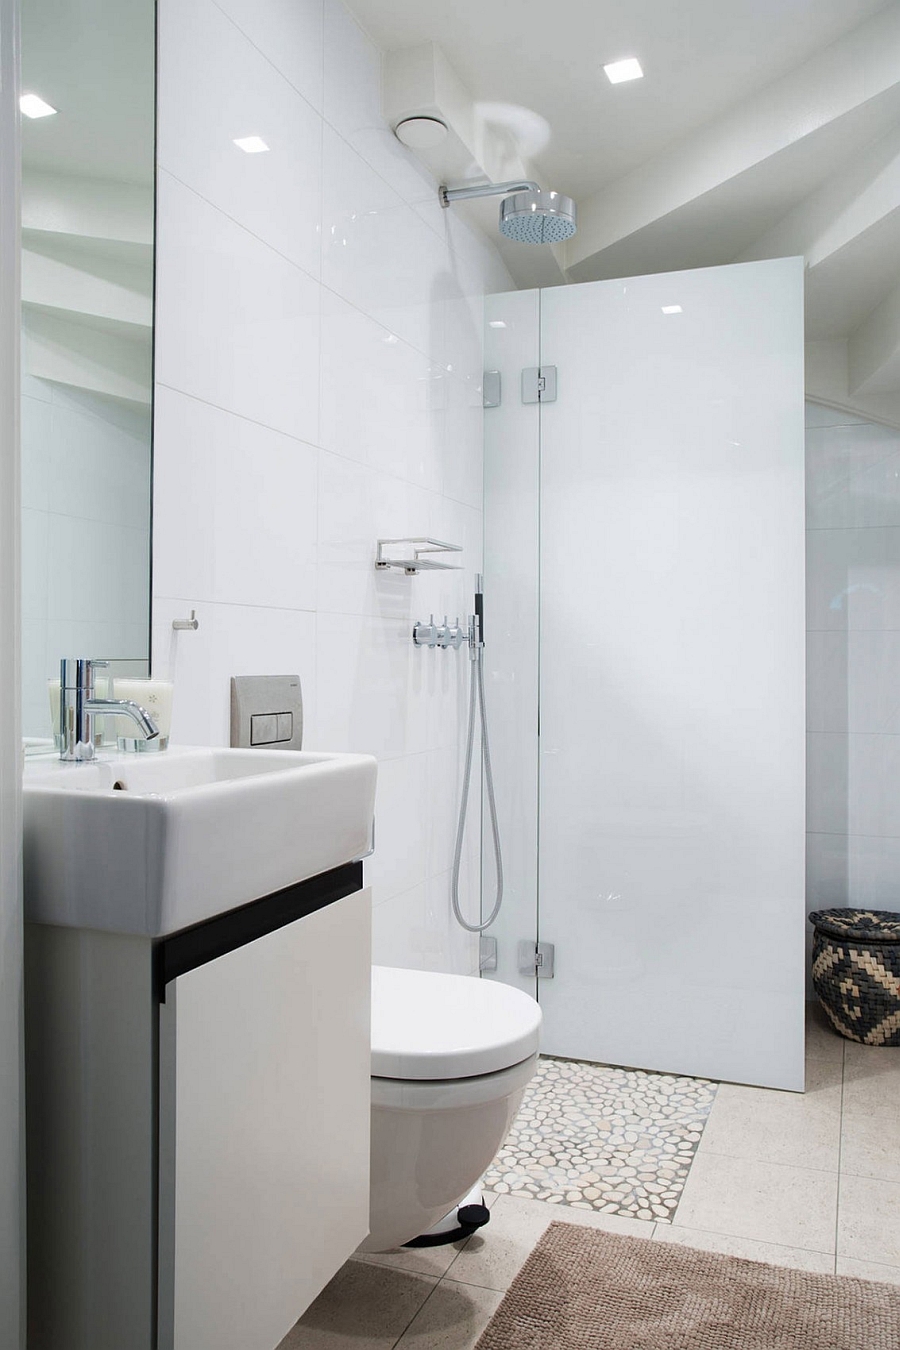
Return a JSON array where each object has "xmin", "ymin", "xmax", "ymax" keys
[{"xmin": 371, "ymin": 966, "xmax": 542, "ymax": 1080}]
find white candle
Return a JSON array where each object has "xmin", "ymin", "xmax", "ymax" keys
[{"xmin": 113, "ymin": 678, "xmax": 174, "ymax": 743}]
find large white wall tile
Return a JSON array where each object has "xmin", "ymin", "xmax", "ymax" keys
[
  {"xmin": 158, "ymin": 0, "xmax": 323, "ymax": 278},
  {"xmin": 154, "ymin": 0, "xmax": 507, "ymax": 973},
  {"xmin": 154, "ymin": 387, "xmax": 317, "ymax": 611},
  {"xmin": 807, "ymin": 526, "xmax": 900, "ymax": 631},
  {"xmin": 322, "ymin": 0, "xmax": 433, "ymax": 207},
  {"xmin": 321, "ymin": 127, "xmax": 447, "ymax": 356},
  {"xmin": 316, "ymin": 448, "xmax": 436, "ymax": 618},
  {"xmin": 319, "ymin": 290, "xmax": 441, "ymax": 488},
  {"xmin": 213, "ymin": 0, "xmax": 324, "ymax": 113},
  {"xmin": 366, "ymin": 751, "xmax": 429, "ymax": 906},
  {"xmin": 806, "ymin": 421, "xmax": 900, "ymax": 529},
  {"xmin": 312, "ymin": 610, "xmax": 428, "ymax": 758},
  {"xmin": 806, "ymin": 403, "xmax": 900, "ymax": 970},
  {"xmin": 153, "ymin": 597, "xmax": 317, "ymax": 748},
  {"xmin": 20, "ymin": 393, "xmax": 51, "ymax": 511},
  {"xmin": 155, "ymin": 170, "xmax": 320, "ymax": 443}
]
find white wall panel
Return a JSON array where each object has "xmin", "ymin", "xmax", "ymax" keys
[
  {"xmin": 153, "ymin": 0, "xmax": 511, "ymax": 976},
  {"xmin": 805, "ymin": 405, "xmax": 900, "ymax": 947}
]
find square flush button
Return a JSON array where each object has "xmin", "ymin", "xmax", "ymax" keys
[
  {"xmin": 250, "ymin": 713, "xmax": 278, "ymax": 745},
  {"xmin": 275, "ymin": 712, "xmax": 293, "ymax": 741}
]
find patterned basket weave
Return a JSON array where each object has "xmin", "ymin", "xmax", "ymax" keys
[{"xmin": 809, "ymin": 909, "xmax": 900, "ymax": 1046}]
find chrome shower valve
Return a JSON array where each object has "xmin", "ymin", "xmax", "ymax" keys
[{"xmin": 413, "ymin": 615, "xmax": 439, "ymax": 647}]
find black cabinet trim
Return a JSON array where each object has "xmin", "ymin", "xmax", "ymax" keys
[{"xmin": 154, "ymin": 860, "xmax": 363, "ymax": 999}]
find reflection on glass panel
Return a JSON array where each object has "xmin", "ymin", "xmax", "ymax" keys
[{"xmin": 20, "ymin": 0, "xmax": 155, "ymax": 745}]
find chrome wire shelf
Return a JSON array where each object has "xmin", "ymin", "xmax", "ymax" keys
[{"xmin": 375, "ymin": 538, "xmax": 462, "ymax": 576}]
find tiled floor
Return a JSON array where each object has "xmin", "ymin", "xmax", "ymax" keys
[{"xmin": 279, "ymin": 1007, "xmax": 900, "ymax": 1349}]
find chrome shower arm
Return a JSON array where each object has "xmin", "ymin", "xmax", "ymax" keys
[{"xmin": 439, "ymin": 179, "xmax": 540, "ymax": 208}]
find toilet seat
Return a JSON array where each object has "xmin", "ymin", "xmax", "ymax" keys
[{"xmin": 371, "ymin": 966, "xmax": 542, "ymax": 1081}]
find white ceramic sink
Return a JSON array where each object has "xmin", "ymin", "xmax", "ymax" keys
[{"xmin": 24, "ymin": 746, "xmax": 377, "ymax": 937}]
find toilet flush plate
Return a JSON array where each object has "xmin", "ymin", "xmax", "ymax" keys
[{"xmin": 230, "ymin": 674, "xmax": 303, "ymax": 750}]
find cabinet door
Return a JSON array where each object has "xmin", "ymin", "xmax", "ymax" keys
[{"xmin": 158, "ymin": 888, "xmax": 371, "ymax": 1350}]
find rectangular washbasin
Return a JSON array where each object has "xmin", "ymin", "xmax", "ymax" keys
[{"xmin": 24, "ymin": 746, "xmax": 377, "ymax": 937}]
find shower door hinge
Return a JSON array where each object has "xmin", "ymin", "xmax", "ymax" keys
[
  {"xmin": 518, "ymin": 940, "xmax": 555, "ymax": 978},
  {"xmin": 479, "ymin": 935, "xmax": 498, "ymax": 972},
  {"xmin": 521, "ymin": 366, "xmax": 557, "ymax": 404},
  {"xmin": 483, "ymin": 370, "xmax": 501, "ymax": 409}
]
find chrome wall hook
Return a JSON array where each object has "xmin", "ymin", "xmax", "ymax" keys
[{"xmin": 172, "ymin": 610, "xmax": 199, "ymax": 631}]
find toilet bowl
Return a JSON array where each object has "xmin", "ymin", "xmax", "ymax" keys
[{"xmin": 360, "ymin": 965, "xmax": 542, "ymax": 1253}]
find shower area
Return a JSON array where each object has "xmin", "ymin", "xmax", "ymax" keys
[
  {"xmin": 480, "ymin": 258, "xmax": 809, "ymax": 1092},
  {"xmin": 480, "ymin": 257, "xmax": 900, "ymax": 1093}
]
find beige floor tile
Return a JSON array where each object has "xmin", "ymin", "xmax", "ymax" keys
[
  {"xmin": 277, "ymin": 1260, "xmax": 437, "ymax": 1349},
  {"xmin": 838, "ymin": 1173, "xmax": 900, "ymax": 1267},
  {"xmin": 446, "ymin": 1193, "xmax": 654, "ymax": 1293},
  {"xmin": 805, "ymin": 1004, "xmax": 846, "ymax": 1067},
  {"xmin": 355, "ymin": 1193, "xmax": 499, "ymax": 1278},
  {"xmin": 836, "ymin": 1256, "xmax": 900, "ymax": 1285},
  {"xmin": 654, "ymin": 1224, "xmax": 835, "ymax": 1273},
  {"xmin": 840, "ymin": 1043, "xmax": 900, "ymax": 1183},
  {"xmin": 394, "ymin": 1280, "xmax": 504, "ymax": 1349},
  {"xmin": 674, "ymin": 1151, "xmax": 838, "ymax": 1252},
  {"xmin": 355, "ymin": 1243, "xmax": 470, "ymax": 1280},
  {"xmin": 698, "ymin": 1058, "xmax": 842, "ymax": 1172}
]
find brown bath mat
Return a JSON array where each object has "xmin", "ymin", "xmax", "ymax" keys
[{"xmin": 475, "ymin": 1222, "xmax": 900, "ymax": 1349}]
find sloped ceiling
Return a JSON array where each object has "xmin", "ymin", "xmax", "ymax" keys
[{"xmin": 351, "ymin": 0, "xmax": 900, "ymax": 422}]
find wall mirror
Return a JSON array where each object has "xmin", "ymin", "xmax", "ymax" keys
[{"xmin": 21, "ymin": 0, "xmax": 155, "ymax": 746}]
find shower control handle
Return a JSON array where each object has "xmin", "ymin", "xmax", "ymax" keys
[{"xmin": 413, "ymin": 614, "xmax": 438, "ymax": 647}]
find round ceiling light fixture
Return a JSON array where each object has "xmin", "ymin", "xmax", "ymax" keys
[{"xmin": 394, "ymin": 116, "xmax": 449, "ymax": 150}]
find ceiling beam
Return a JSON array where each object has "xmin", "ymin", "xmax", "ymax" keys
[{"xmin": 566, "ymin": 4, "xmax": 900, "ymax": 282}]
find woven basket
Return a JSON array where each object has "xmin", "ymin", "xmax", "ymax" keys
[{"xmin": 809, "ymin": 908, "xmax": 900, "ymax": 1046}]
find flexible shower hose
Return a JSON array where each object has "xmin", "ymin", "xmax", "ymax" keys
[{"xmin": 450, "ymin": 646, "xmax": 504, "ymax": 933}]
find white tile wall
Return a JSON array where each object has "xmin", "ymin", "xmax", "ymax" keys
[
  {"xmin": 152, "ymin": 0, "xmax": 513, "ymax": 975},
  {"xmin": 806, "ymin": 403, "xmax": 900, "ymax": 944},
  {"xmin": 21, "ymin": 379, "xmax": 151, "ymax": 737}
]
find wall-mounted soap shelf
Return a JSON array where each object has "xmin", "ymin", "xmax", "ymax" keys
[{"xmin": 375, "ymin": 538, "xmax": 462, "ymax": 575}]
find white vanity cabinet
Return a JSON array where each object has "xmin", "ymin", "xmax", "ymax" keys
[
  {"xmin": 158, "ymin": 887, "xmax": 371, "ymax": 1350},
  {"xmin": 25, "ymin": 870, "xmax": 372, "ymax": 1350}
]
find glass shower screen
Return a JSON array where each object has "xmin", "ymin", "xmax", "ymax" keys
[{"xmin": 483, "ymin": 258, "xmax": 806, "ymax": 1091}]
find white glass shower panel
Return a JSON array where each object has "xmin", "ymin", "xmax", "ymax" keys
[
  {"xmin": 538, "ymin": 258, "xmax": 806, "ymax": 1090},
  {"xmin": 482, "ymin": 289, "xmax": 541, "ymax": 994}
]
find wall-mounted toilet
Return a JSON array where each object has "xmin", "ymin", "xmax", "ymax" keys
[{"xmin": 360, "ymin": 965, "xmax": 542, "ymax": 1253}]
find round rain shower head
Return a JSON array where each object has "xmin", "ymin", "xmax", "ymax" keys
[{"xmin": 499, "ymin": 188, "xmax": 577, "ymax": 244}]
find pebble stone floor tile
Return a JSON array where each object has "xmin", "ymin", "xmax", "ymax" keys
[{"xmin": 483, "ymin": 1055, "xmax": 718, "ymax": 1223}]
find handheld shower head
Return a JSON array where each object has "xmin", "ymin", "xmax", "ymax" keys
[
  {"xmin": 499, "ymin": 188, "xmax": 577, "ymax": 244},
  {"xmin": 439, "ymin": 178, "xmax": 577, "ymax": 246}
]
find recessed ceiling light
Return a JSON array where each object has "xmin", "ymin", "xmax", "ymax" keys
[
  {"xmin": 20, "ymin": 93, "xmax": 57, "ymax": 119},
  {"xmin": 604, "ymin": 58, "xmax": 643, "ymax": 85},
  {"xmin": 661, "ymin": 305, "xmax": 682, "ymax": 314},
  {"xmin": 488, "ymin": 320, "xmax": 507, "ymax": 329},
  {"xmin": 233, "ymin": 135, "xmax": 269, "ymax": 153}
]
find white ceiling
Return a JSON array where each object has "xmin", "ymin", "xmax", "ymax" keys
[
  {"xmin": 354, "ymin": 0, "xmax": 900, "ymax": 422},
  {"xmin": 21, "ymin": 0, "xmax": 155, "ymax": 186},
  {"xmin": 350, "ymin": 0, "xmax": 887, "ymax": 199}
]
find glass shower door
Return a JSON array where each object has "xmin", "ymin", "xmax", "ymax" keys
[{"xmin": 484, "ymin": 257, "xmax": 807, "ymax": 1091}]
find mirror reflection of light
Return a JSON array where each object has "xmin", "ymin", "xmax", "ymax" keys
[
  {"xmin": 489, "ymin": 320, "xmax": 507, "ymax": 329},
  {"xmin": 233, "ymin": 135, "xmax": 269, "ymax": 153},
  {"xmin": 661, "ymin": 305, "xmax": 682, "ymax": 314},
  {"xmin": 20, "ymin": 93, "xmax": 57, "ymax": 118}
]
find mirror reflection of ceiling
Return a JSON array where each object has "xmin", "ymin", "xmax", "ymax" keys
[
  {"xmin": 21, "ymin": 0, "xmax": 154, "ymax": 184},
  {"xmin": 20, "ymin": 0, "xmax": 154, "ymax": 744}
]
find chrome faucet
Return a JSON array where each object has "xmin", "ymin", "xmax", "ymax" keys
[{"xmin": 58, "ymin": 658, "xmax": 159, "ymax": 761}]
